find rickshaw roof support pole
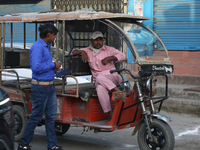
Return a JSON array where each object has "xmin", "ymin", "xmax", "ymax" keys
[
  {"xmin": 24, "ymin": 23, "xmax": 26, "ymax": 50},
  {"xmin": 62, "ymin": 20, "xmax": 65, "ymax": 68},
  {"xmin": 10, "ymin": 23, "xmax": 13, "ymax": 51},
  {"xmin": 0, "ymin": 23, "xmax": 6, "ymax": 85},
  {"xmin": 56, "ymin": 21, "xmax": 59, "ymax": 62},
  {"xmin": 62, "ymin": 20, "xmax": 65, "ymax": 93}
]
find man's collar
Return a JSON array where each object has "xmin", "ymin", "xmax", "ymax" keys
[
  {"xmin": 39, "ymin": 38, "xmax": 49, "ymax": 47},
  {"xmin": 101, "ymin": 45, "xmax": 106, "ymax": 50}
]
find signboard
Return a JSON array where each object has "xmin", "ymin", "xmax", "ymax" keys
[{"xmin": 134, "ymin": 0, "xmax": 143, "ymax": 16}]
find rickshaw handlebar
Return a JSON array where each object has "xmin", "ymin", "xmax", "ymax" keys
[
  {"xmin": 110, "ymin": 68, "xmax": 139, "ymax": 79},
  {"xmin": 110, "ymin": 68, "xmax": 126, "ymax": 74}
]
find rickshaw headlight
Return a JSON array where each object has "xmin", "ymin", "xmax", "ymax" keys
[{"xmin": 146, "ymin": 78, "xmax": 157, "ymax": 92}]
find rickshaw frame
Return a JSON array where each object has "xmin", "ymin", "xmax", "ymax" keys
[{"xmin": 0, "ymin": 9, "xmax": 174, "ymax": 150}]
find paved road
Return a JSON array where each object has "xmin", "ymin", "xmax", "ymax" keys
[{"xmin": 14, "ymin": 111, "xmax": 200, "ymax": 150}]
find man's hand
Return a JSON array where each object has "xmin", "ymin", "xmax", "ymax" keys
[
  {"xmin": 102, "ymin": 56, "xmax": 117, "ymax": 65},
  {"xmin": 81, "ymin": 51, "xmax": 88, "ymax": 63},
  {"xmin": 102, "ymin": 57, "xmax": 109, "ymax": 65},
  {"xmin": 54, "ymin": 62, "xmax": 61, "ymax": 69},
  {"xmin": 72, "ymin": 50, "xmax": 88, "ymax": 63}
]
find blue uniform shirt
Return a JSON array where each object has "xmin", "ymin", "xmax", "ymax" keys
[{"xmin": 29, "ymin": 38, "xmax": 55, "ymax": 81}]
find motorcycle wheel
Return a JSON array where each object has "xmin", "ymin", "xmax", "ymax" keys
[{"xmin": 137, "ymin": 119, "xmax": 175, "ymax": 150}]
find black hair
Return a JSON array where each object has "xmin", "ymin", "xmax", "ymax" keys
[{"xmin": 39, "ymin": 23, "xmax": 58, "ymax": 38}]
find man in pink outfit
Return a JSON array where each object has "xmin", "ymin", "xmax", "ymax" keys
[{"xmin": 72, "ymin": 31, "xmax": 126, "ymax": 118}]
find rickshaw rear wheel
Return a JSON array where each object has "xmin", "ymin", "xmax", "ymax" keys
[
  {"xmin": 137, "ymin": 119, "xmax": 175, "ymax": 150},
  {"xmin": 13, "ymin": 105, "xmax": 27, "ymax": 142},
  {"xmin": 55, "ymin": 123, "xmax": 70, "ymax": 136}
]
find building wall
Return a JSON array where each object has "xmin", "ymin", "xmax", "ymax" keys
[{"xmin": 153, "ymin": 0, "xmax": 200, "ymax": 51}]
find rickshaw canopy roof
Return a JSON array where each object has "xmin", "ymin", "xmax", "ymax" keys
[{"xmin": 0, "ymin": 9, "xmax": 149, "ymax": 23}]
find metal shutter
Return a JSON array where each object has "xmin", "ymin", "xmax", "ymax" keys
[
  {"xmin": 153, "ymin": 0, "xmax": 200, "ymax": 51},
  {"xmin": 0, "ymin": 0, "xmax": 51, "ymax": 44}
]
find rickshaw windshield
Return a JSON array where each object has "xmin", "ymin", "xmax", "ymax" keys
[{"xmin": 127, "ymin": 23, "xmax": 171, "ymax": 65}]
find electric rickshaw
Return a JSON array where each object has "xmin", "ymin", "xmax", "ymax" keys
[{"xmin": 0, "ymin": 9, "xmax": 175, "ymax": 150}]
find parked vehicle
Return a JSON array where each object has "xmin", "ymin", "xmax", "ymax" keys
[
  {"xmin": 0, "ymin": 9, "xmax": 175, "ymax": 150},
  {"xmin": 0, "ymin": 87, "xmax": 15, "ymax": 150}
]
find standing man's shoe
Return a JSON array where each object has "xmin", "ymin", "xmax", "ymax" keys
[
  {"xmin": 48, "ymin": 145, "xmax": 63, "ymax": 150},
  {"xmin": 17, "ymin": 145, "xmax": 32, "ymax": 150}
]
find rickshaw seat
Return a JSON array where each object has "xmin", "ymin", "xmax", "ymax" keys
[
  {"xmin": 2, "ymin": 80, "xmax": 32, "ymax": 89},
  {"xmin": 2, "ymin": 81, "xmax": 19, "ymax": 88},
  {"xmin": 64, "ymin": 83, "xmax": 129, "ymax": 101}
]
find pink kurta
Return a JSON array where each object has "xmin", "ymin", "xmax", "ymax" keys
[{"xmin": 72, "ymin": 45, "xmax": 126, "ymax": 113}]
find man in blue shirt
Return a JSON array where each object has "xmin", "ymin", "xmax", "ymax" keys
[{"xmin": 17, "ymin": 23, "xmax": 63, "ymax": 150}]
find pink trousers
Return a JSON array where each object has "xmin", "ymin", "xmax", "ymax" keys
[{"xmin": 95, "ymin": 72, "xmax": 122, "ymax": 113}]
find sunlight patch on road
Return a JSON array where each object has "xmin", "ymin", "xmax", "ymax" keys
[
  {"xmin": 122, "ymin": 144, "xmax": 138, "ymax": 148},
  {"xmin": 175, "ymin": 126, "xmax": 200, "ymax": 139}
]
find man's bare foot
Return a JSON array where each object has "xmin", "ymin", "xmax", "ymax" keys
[{"xmin": 112, "ymin": 87, "xmax": 121, "ymax": 92}]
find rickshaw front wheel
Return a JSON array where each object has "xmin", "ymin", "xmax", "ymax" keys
[{"xmin": 137, "ymin": 119, "xmax": 175, "ymax": 150}]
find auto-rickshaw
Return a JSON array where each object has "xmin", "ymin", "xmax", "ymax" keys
[{"xmin": 0, "ymin": 9, "xmax": 175, "ymax": 150}]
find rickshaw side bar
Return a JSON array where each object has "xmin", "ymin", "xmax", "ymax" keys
[
  {"xmin": 119, "ymin": 95, "xmax": 168, "ymax": 112},
  {"xmin": 158, "ymin": 101, "xmax": 163, "ymax": 113},
  {"xmin": 158, "ymin": 75, "xmax": 168, "ymax": 112},
  {"xmin": 24, "ymin": 23, "xmax": 26, "ymax": 50},
  {"xmin": 11, "ymin": 23, "xmax": 13, "ymax": 51},
  {"xmin": 120, "ymin": 100, "xmax": 142, "ymax": 111},
  {"xmin": 60, "ymin": 75, "xmax": 79, "ymax": 97},
  {"xmin": 116, "ymin": 101, "xmax": 124, "ymax": 126},
  {"xmin": 117, "ymin": 105, "xmax": 141, "ymax": 127}
]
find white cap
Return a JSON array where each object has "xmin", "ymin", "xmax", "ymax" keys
[{"xmin": 91, "ymin": 31, "xmax": 103, "ymax": 39}]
